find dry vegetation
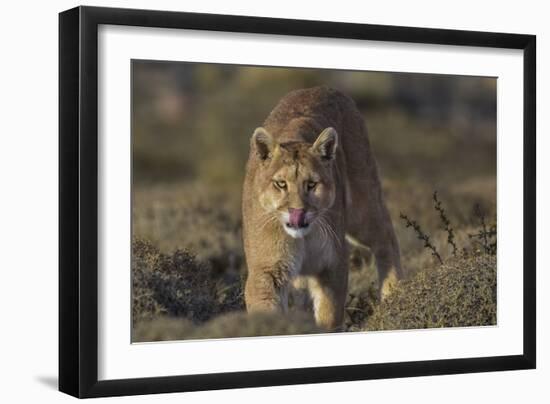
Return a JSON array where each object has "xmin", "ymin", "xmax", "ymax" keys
[
  {"xmin": 132, "ymin": 179, "xmax": 497, "ymax": 340},
  {"xmin": 366, "ymin": 254, "xmax": 496, "ymax": 330},
  {"xmin": 131, "ymin": 62, "xmax": 497, "ymax": 341}
]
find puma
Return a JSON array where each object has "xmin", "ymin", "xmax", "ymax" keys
[{"xmin": 242, "ymin": 86, "xmax": 402, "ymax": 330}]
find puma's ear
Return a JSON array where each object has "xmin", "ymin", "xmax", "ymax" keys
[
  {"xmin": 311, "ymin": 127, "xmax": 338, "ymax": 161},
  {"xmin": 251, "ymin": 127, "xmax": 275, "ymax": 160}
]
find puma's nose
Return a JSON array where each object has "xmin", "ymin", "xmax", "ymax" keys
[{"xmin": 287, "ymin": 208, "xmax": 308, "ymax": 229}]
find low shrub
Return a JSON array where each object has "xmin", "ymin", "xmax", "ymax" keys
[
  {"xmin": 365, "ymin": 253, "xmax": 496, "ymax": 330},
  {"xmin": 132, "ymin": 239, "xmax": 244, "ymax": 327}
]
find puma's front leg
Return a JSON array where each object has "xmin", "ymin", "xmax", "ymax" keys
[
  {"xmin": 308, "ymin": 266, "xmax": 348, "ymax": 331},
  {"xmin": 245, "ymin": 262, "xmax": 293, "ymax": 313}
]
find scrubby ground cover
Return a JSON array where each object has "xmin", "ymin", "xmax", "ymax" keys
[{"xmin": 132, "ymin": 180, "xmax": 496, "ymax": 341}]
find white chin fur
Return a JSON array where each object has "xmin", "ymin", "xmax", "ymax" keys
[{"xmin": 283, "ymin": 225, "xmax": 311, "ymax": 239}]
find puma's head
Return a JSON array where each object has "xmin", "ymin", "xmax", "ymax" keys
[{"xmin": 250, "ymin": 126, "xmax": 338, "ymax": 238}]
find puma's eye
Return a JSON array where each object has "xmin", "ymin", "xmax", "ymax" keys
[
  {"xmin": 307, "ymin": 181, "xmax": 318, "ymax": 191},
  {"xmin": 274, "ymin": 180, "xmax": 287, "ymax": 189}
]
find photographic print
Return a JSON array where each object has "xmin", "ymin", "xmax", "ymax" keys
[{"xmin": 131, "ymin": 61, "xmax": 497, "ymax": 342}]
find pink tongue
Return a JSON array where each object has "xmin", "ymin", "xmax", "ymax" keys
[{"xmin": 289, "ymin": 209, "xmax": 306, "ymax": 227}]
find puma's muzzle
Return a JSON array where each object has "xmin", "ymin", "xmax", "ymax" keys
[{"xmin": 287, "ymin": 208, "xmax": 308, "ymax": 229}]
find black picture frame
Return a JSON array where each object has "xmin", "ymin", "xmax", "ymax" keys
[{"xmin": 59, "ymin": 5, "xmax": 536, "ymax": 398}]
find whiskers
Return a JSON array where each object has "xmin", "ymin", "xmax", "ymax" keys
[
  {"xmin": 254, "ymin": 210, "xmax": 342, "ymax": 249},
  {"xmin": 316, "ymin": 214, "xmax": 343, "ymax": 249},
  {"xmin": 257, "ymin": 211, "xmax": 278, "ymax": 233}
]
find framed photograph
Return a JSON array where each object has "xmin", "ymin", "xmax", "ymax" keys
[{"xmin": 59, "ymin": 6, "xmax": 536, "ymax": 398}]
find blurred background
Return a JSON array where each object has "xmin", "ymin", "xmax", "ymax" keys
[
  {"xmin": 131, "ymin": 60, "xmax": 497, "ymax": 340},
  {"xmin": 132, "ymin": 61, "xmax": 496, "ymax": 188}
]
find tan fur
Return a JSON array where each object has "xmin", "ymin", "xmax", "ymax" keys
[{"xmin": 242, "ymin": 86, "xmax": 402, "ymax": 331}]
